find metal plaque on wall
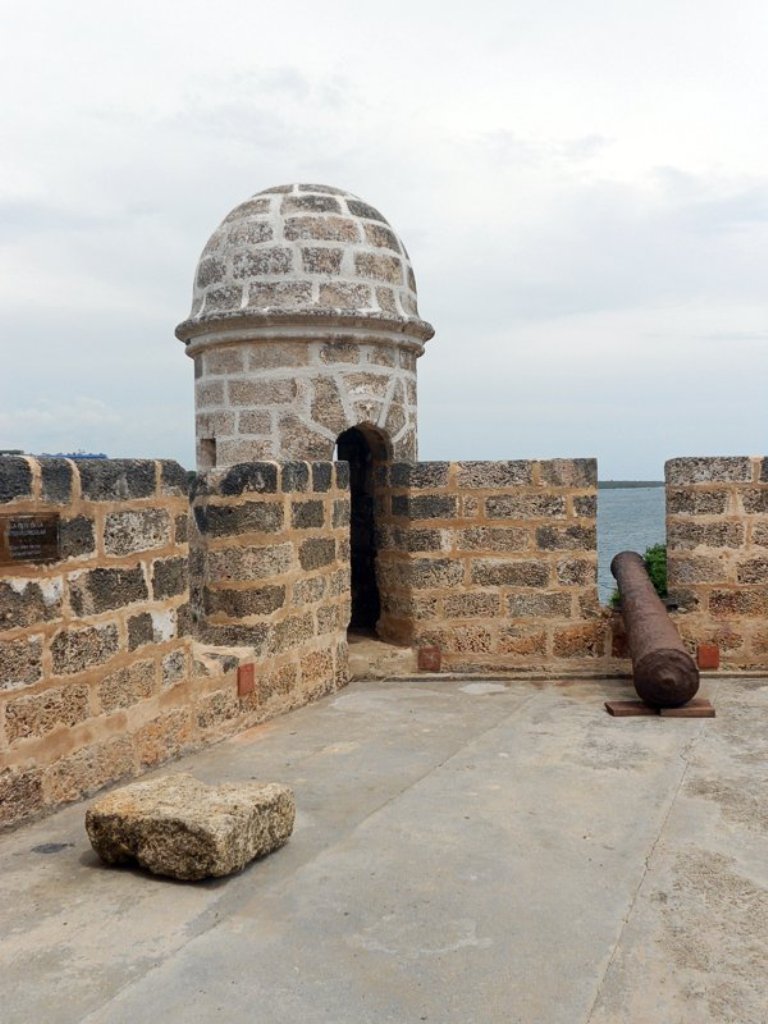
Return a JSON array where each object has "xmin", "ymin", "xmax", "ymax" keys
[{"xmin": 0, "ymin": 514, "xmax": 61, "ymax": 566}]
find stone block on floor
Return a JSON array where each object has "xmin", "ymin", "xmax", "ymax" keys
[{"xmin": 85, "ymin": 773, "xmax": 295, "ymax": 881}]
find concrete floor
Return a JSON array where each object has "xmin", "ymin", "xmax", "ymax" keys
[{"xmin": 1, "ymin": 675, "xmax": 766, "ymax": 1024}]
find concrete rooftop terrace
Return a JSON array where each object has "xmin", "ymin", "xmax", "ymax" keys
[{"xmin": 1, "ymin": 675, "xmax": 766, "ymax": 1024}]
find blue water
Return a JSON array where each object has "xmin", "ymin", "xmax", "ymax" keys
[{"xmin": 597, "ymin": 487, "xmax": 665, "ymax": 603}]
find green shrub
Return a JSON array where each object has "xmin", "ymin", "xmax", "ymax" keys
[
  {"xmin": 643, "ymin": 543, "xmax": 667, "ymax": 598},
  {"xmin": 609, "ymin": 543, "xmax": 667, "ymax": 607}
]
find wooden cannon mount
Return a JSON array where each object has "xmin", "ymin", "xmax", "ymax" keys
[{"xmin": 606, "ymin": 551, "xmax": 714, "ymax": 718}]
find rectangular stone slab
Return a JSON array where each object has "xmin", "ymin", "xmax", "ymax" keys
[{"xmin": 85, "ymin": 773, "xmax": 295, "ymax": 880}]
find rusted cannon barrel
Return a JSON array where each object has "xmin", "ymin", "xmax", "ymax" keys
[{"xmin": 611, "ymin": 550, "xmax": 699, "ymax": 707}]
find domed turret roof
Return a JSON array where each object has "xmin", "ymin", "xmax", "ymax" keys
[{"xmin": 176, "ymin": 184, "xmax": 433, "ymax": 342}]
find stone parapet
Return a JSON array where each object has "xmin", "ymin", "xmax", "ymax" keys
[
  {"xmin": 0, "ymin": 456, "xmax": 192, "ymax": 827},
  {"xmin": 666, "ymin": 456, "xmax": 768, "ymax": 668},
  {"xmin": 190, "ymin": 460, "xmax": 350, "ymax": 717},
  {"xmin": 0, "ymin": 456, "xmax": 351, "ymax": 830},
  {"xmin": 375, "ymin": 459, "xmax": 610, "ymax": 672}
]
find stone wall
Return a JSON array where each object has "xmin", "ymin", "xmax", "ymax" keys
[
  {"xmin": 0, "ymin": 456, "xmax": 352, "ymax": 829},
  {"xmin": 190, "ymin": 459, "xmax": 350, "ymax": 710},
  {"xmin": 375, "ymin": 460, "xmax": 607, "ymax": 672},
  {"xmin": 666, "ymin": 456, "xmax": 768, "ymax": 669},
  {"xmin": 0, "ymin": 456, "xmax": 195, "ymax": 827},
  {"xmin": 192, "ymin": 338, "xmax": 418, "ymax": 466}
]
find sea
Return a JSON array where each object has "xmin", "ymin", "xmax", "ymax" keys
[{"xmin": 597, "ymin": 486, "xmax": 665, "ymax": 604}]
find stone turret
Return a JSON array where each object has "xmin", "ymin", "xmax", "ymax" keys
[{"xmin": 176, "ymin": 184, "xmax": 434, "ymax": 469}]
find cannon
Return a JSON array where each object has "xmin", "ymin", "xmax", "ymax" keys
[{"xmin": 610, "ymin": 550, "xmax": 699, "ymax": 708}]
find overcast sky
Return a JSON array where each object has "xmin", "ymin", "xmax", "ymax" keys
[{"xmin": 1, "ymin": 0, "xmax": 765, "ymax": 477}]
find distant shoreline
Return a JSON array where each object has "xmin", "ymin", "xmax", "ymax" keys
[{"xmin": 598, "ymin": 481, "xmax": 664, "ymax": 489}]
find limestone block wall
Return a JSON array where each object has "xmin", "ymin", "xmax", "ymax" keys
[
  {"xmin": 0, "ymin": 456, "xmax": 194, "ymax": 827},
  {"xmin": 375, "ymin": 460, "xmax": 607, "ymax": 672},
  {"xmin": 190, "ymin": 460, "xmax": 350, "ymax": 710},
  {"xmin": 193, "ymin": 338, "xmax": 418, "ymax": 466},
  {"xmin": 666, "ymin": 456, "xmax": 768, "ymax": 669}
]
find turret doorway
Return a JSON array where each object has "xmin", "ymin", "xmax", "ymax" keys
[{"xmin": 336, "ymin": 426, "xmax": 385, "ymax": 633}]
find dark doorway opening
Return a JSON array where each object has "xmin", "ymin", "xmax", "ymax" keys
[{"xmin": 337, "ymin": 426, "xmax": 382, "ymax": 633}]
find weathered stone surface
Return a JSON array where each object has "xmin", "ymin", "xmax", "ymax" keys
[
  {"xmin": 667, "ymin": 555, "xmax": 725, "ymax": 584},
  {"xmin": 205, "ymin": 583, "xmax": 285, "ymax": 617},
  {"xmin": 556, "ymin": 558, "xmax": 596, "ymax": 585},
  {"xmin": 291, "ymin": 500, "xmax": 325, "ymax": 529},
  {"xmin": 709, "ymin": 588, "xmax": 768, "ymax": 617},
  {"xmin": 443, "ymin": 592, "xmax": 500, "ymax": 618},
  {"xmin": 301, "ymin": 247, "xmax": 343, "ymax": 274},
  {"xmin": 232, "ymin": 247, "xmax": 293, "ymax": 278},
  {"xmin": 667, "ymin": 521, "xmax": 745, "ymax": 549},
  {"xmin": 285, "ymin": 216, "xmax": 360, "ymax": 243},
  {"xmin": 486, "ymin": 495, "xmax": 567, "ymax": 520},
  {"xmin": 60, "ymin": 515, "xmax": 96, "ymax": 559},
  {"xmin": 470, "ymin": 559, "xmax": 549, "ymax": 588},
  {"xmin": 311, "ymin": 464, "xmax": 333, "ymax": 492},
  {"xmin": 538, "ymin": 459, "xmax": 597, "ymax": 487},
  {"xmin": 202, "ymin": 501, "xmax": 284, "ymax": 537},
  {"xmin": 497, "ymin": 626, "xmax": 547, "ymax": 656},
  {"xmin": 0, "ymin": 765, "xmax": 44, "ymax": 826},
  {"xmin": 391, "ymin": 494, "xmax": 457, "ymax": 520},
  {"xmin": 281, "ymin": 462, "xmax": 310, "ymax": 492},
  {"xmin": 573, "ymin": 495, "xmax": 597, "ymax": 517},
  {"xmin": 536, "ymin": 525, "xmax": 596, "ymax": 551},
  {"xmin": 318, "ymin": 282, "xmax": 371, "ymax": 307},
  {"xmin": 40, "ymin": 458, "xmax": 73, "ymax": 504},
  {"xmin": 270, "ymin": 612, "xmax": 314, "ymax": 653},
  {"xmin": 152, "ymin": 556, "xmax": 188, "ymax": 599},
  {"xmin": 104, "ymin": 509, "xmax": 171, "ymax": 555},
  {"xmin": 85, "ymin": 773, "xmax": 295, "ymax": 880},
  {"xmin": 381, "ymin": 525, "xmax": 448, "ymax": 553},
  {"xmin": 332, "ymin": 498, "xmax": 350, "ymax": 528},
  {"xmin": 204, "ymin": 348, "xmax": 244, "ymax": 375},
  {"xmin": 666, "ymin": 456, "xmax": 752, "ymax": 485},
  {"xmin": 51, "ymin": 623, "xmax": 119, "ymax": 675},
  {"xmin": 276, "ymin": 414, "xmax": 332, "ymax": 460},
  {"xmin": 292, "ymin": 575, "xmax": 326, "ymax": 604},
  {"xmin": 456, "ymin": 461, "xmax": 532, "ymax": 488},
  {"xmin": 390, "ymin": 462, "xmax": 450, "ymax": 489},
  {"xmin": 207, "ymin": 543, "xmax": 293, "ymax": 582},
  {"xmin": 238, "ymin": 409, "xmax": 272, "ymax": 435},
  {"xmin": 666, "ymin": 489, "xmax": 729, "ymax": 515},
  {"xmin": 553, "ymin": 623, "xmax": 606, "ymax": 657},
  {"xmin": 320, "ymin": 341, "xmax": 360, "ymax": 364},
  {"xmin": 0, "ymin": 579, "xmax": 62, "ymax": 630},
  {"xmin": 78, "ymin": 460, "xmax": 156, "ymax": 501},
  {"xmin": 218, "ymin": 463, "xmax": 278, "ymax": 496},
  {"xmin": 69, "ymin": 567, "xmax": 148, "ymax": 616},
  {"xmin": 159, "ymin": 461, "xmax": 189, "ymax": 497},
  {"xmin": 98, "ymin": 660, "xmax": 155, "ymax": 712},
  {"xmin": 196, "ymin": 410, "xmax": 236, "ymax": 436},
  {"xmin": 6, "ymin": 683, "xmax": 91, "ymax": 741},
  {"xmin": 0, "ymin": 635, "xmax": 43, "ymax": 690},
  {"xmin": 741, "ymin": 488, "xmax": 768, "ymax": 514},
  {"xmin": 44, "ymin": 736, "xmax": 135, "ymax": 806},
  {"xmin": 0, "ymin": 456, "xmax": 32, "ymax": 503},
  {"xmin": 228, "ymin": 378, "xmax": 296, "ymax": 407},
  {"xmin": 507, "ymin": 592, "xmax": 572, "ymax": 618},
  {"xmin": 402, "ymin": 558, "xmax": 465, "ymax": 590},
  {"xmin": 128, "ymin": 612, "xmax": 154, "ymax": 651},
  {"xmin": 299, "ymin": 538, "xmax": 336, "ymax": 571}
]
